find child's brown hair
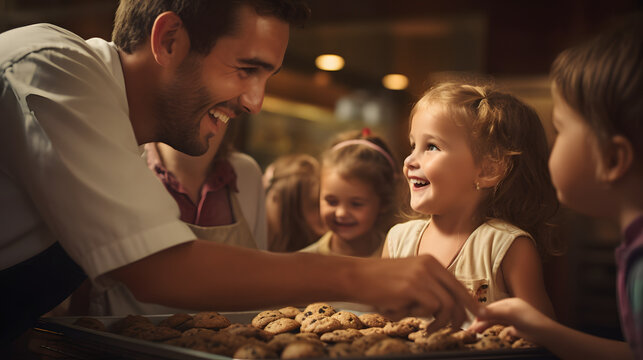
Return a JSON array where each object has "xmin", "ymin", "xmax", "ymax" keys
[
  {"xmin": 411, "ymin": 81, "xmax": 561, "ymax": 256},
  {"xmin": 550, "ymin": 13, "xmax": 643, "ymax": 163}
]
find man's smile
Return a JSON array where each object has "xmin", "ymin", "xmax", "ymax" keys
[{"xmin": 208, "ymin": 108, "xmax": 231, "ymax": 124}]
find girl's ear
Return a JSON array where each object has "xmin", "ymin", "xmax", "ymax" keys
[
  {"xmin": 598, "ymin": 134, "xmax": 634, "ymax": 183},
  {"xmin": 150, "ymin": 11, "xmax": 190, "ymax": 67},
  {"xmin": 476, "ymin": 156, "xmax": 506, "ymax": 190}
]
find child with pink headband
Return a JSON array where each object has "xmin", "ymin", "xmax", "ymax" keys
[
  {"xmin": 383, "ymin": 81, "xmax": 562, "ymax": 325},
  {"xmin": 300, "ymin": 129, "xmax": 403, "ymax": 258}
]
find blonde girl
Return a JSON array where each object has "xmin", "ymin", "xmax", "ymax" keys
[
  {"xmin": 384, "ymin": 82, "xmax": 560, "ymax": 319},
  {"xmin": 301, "ymin": 129, "xmax": 404, "ymax": 257},
  {"xmin": 264, "ymin": 154, "xmax": 327, "ymax": 252}
]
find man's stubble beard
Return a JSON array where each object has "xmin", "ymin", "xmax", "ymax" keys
[{"xmin": 155, "ymin": 54, "xmax": 213, "ymax": 156}]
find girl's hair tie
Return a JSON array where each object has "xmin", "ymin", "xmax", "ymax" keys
[
  {"xmin": 361, "ymin": 127, "xmax": 372, "ymax": 137},
  {"xmin": 332, "ymin": 139, "xmax": 396, "ymax": 171}
]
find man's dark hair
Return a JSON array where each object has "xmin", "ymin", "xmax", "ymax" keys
[{"xmin": 112, "ymin": 0, "xmax": 310, "ymax": 55}]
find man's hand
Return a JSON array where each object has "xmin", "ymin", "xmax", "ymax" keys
[{"xmin": 353, "ymin": 255, "xmax": 482, "ymax": 331}]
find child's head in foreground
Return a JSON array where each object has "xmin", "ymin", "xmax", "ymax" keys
[
  {"xmin": 548, "ymin": 14, "xmax": 643, "ymax": 221},
  {"xmin": 405, "ymin": 81, "xmax": 560, "ymax": 256}
]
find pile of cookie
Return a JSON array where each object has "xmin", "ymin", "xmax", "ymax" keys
[{"xmin": 72, "ymin": 302, "xmax": 538, "ymax": 359}]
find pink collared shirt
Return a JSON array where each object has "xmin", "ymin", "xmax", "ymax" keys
[{"xmin": 144, "ymin": 144, "xmax": 238, "ymax": 226}]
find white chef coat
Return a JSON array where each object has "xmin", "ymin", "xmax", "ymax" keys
[{"xmin": 0, "ymin": 23, "xmax": 196, "ymax": 282}]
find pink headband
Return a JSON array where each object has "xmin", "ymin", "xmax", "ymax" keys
[{"xmin": 332, "ymin": 139, "xmax": 396, "ymax": 170}]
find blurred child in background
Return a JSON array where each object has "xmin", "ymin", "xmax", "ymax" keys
[
  {"xmin": 301, "ymin": 129, "xmax": 404, "ymax": 257},
  {"xmin": 471, "ymin": 15, "xmax": 642, "ymax": 360},
  {"xmin": 263, "ymin": 154, "xmax": 327, "ymax": 252},
  {"xmin": 384, "ymin": 81, "xmax": 560, "ymax": 321}
]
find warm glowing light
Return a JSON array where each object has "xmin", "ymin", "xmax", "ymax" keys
[
  {"xmin": 382, "ymin": 74, "xmax": 409, "ymax": 90},
  {"xmin": 315, "ymin": 54, "xmax": 345, "ymax": 71}
]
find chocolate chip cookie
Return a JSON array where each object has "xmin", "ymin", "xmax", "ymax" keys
[
  {"xmin": 158, "ymin": 313, "xmax": 193, "ymax": 329},
  {"xmin": 327, "ymin": 343, "xmax": 363, "ymax": 358},
  {"xmin": 121, "ymin": 323, "xmax": 182, "ymax": 342},
  {"xmin": 278, "ymin": 306, "xmax": 301, "ymax": 319},
  {"xmin": 300, "ymin": 314, "xmax": 342, "ymax": 334},
  {"xmin": 359, "ymin": 327, "xmax": 385, "ymax": 336},
  {"xmin": 382, "ymin": 321, "xmax": 417, "ymax": 338},
  {"xmin": 473, "ymin": 335, "xmax": 512, "ymax": 350},
  {"xmin": 414, "ymin": 331, "xmax": 463, "ymax": 351},
  {"xmin": 303, "ymin": 302, "xmax": 336, "ymax": 317},
  {"xmin": 222, "ymin": 323, "xmax": 273, "ymax": 341},
  {"xmin": 320, "ymin": 328, "xmax": 363, "ymax": 343},
  {"xmin": 352, "ymin": 333, "xmax": 388, "ymax": 352},
  {"xmin": 358, "ymin": 313, "xmax": 389, "ymax": 328},
  {"xmin": 263, "ymin": 318, "xmax": 300, "ymax": 334},
  {"xmin": 281, "ymin": 340, "xmax": 327, "ymax": 359},
  {"xmin": 233, "ymin": 342, "xmax": 278, "ymax": 359},
  {"xmin": 512, "ymin": 338, "xmax": 538, "ymax": 349},
  {"xmin": 331, "ymin": 311, "xmax": 363, "ymax": 329},
  {"xmin": 364, "ymin": 338, "xmax": 412, "ymax": 356},
  {"xmin": 189, "ymin": 311, "xmax": 231, "ymax": 329},
  {"xmin": 252, "ymin": 310, "xmax": 286, "ymax": 329}
]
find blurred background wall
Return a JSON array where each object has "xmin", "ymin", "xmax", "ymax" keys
[{"xmin": 1, "ymin": 0, "xmax": 640, "ymax": 340}]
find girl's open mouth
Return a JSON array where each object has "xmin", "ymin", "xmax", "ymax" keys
[{"xmin": 410, "ymin": 178, "xmax": 429, "ymax": 188}]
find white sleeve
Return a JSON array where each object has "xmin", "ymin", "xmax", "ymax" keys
[
  {"xmin": 229, "ymin": 152, "xmax": 268, "ymax": 250},
  {"xmin": 0, "ymin": 39, "xmax": 195, "ymax": 279}
]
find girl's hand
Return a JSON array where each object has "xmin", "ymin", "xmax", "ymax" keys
[
  {"xmin": 469, "ymin": 297, "xmax": 555, "ymax": 343},
  {"xmin": 471, "ymin": 298, "xmax": 634, "ymax": 360}
]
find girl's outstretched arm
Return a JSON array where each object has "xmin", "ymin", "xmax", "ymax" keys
[
  {"xmin": 501, "ymin": 236, "xmax": 556, "ymax": 318},
  {"xmin": 470, "ymin": 297, "xmax": 633, "ymax": 360}
]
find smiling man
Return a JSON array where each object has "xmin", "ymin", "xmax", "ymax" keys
[
  {"xmin": 120, "ymin": 2, "xmax": 290, "ymax": 156},
  {"xmin": 0, "ymin": 0, "xmax": 481, "ymax": 346}
]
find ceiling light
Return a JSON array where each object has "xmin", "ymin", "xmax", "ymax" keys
[
  {"xmin": 315, "ymin": 54, "xmax": 344, "ymax": 71},
  {"xmin": 382, "ymin": 74, "xmax": 409, "ymax": 90}
]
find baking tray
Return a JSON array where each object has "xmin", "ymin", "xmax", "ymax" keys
[{"xmin": 34, "ymin": 313, "xmax": 558, "ymax": 360}]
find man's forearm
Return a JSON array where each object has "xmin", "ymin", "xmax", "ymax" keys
[
  {"xmin": 108, "ymin": 238, "xmax": 479, "ymax": 330},
  {"xmin": 108, "ymin": 240, "xmax": 365, "ymax": 310}
]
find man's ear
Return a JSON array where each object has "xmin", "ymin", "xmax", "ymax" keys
[
  {"xmin": 150, "ymin": 11, "xmax": 190, "ymax": 67},
  {"xmin": 599, "ymin": 135, "xmax": 634, "ymax": 183},
  {"xmin": 476, "ymin": 156, "xmax": 506, "ymax": 190}
]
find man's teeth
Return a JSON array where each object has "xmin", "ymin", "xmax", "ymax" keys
[
  {"xmin": 209, "ymin": 110, "xmax": 230, "ymax": 124},
  {"xmin": 410, "ymin": 178, "xmax": 428, "ymax": 186}
]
